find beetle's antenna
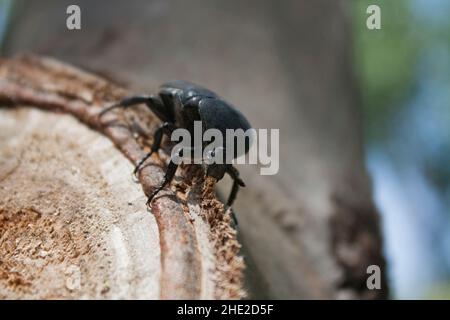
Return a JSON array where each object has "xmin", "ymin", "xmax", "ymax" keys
[
  {"xmin": 98, "ymin": 102, "xmax": 122, "ymax": 118},
  {"xmin": 98, "ymin": 95, "xmax": 155, "ymax": 120}
]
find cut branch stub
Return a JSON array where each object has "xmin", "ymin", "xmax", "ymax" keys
[{"xmin": 0, "ymin": 55, "xmax": 245, "ymax": 299}]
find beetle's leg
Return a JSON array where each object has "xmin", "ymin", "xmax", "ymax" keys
[
  {"xmin": 226, "ymin": 176, "xmax": 240, "ymax": 226},
  {"xmin": 134, "ymin": 122, "xmax": 175, "ymax": 176},
  {"xmin": 225, "ymin": 165, "xmax": 245, "ymax": 208},
  {"xmin": 226, "ymin": 167, "xmax": 245, "ymax": 225},
  {"xmin": 146, "ymin": 157, "xmax": 179, "ymax": 205}
]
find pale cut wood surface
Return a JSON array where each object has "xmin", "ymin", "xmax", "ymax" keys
[{"xmin": 0, "ymin": 55, "xmax": 245, "ymax": 299}]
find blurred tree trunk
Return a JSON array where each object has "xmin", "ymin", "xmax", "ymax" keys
[{"xmin": 4, "ymin": 0, "xmax": 388, "ymax": 299}]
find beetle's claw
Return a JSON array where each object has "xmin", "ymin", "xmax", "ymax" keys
[
  {"xmin": 131, "ymin": 171, "xmax": 140, "ymax": 183},
  {"xmin": 237, "ymin": 178, "xmax": 245, "ymax": 187},
  {"xmin": 133, "ymin": 165, "xmax": 141, "ymax": 179},
  {"xmin": 132, "ymin": 151, "xmax": 155, "ymax": 180},
  {"xmin": 146, "ymin": 186, "xmax": 163, "ymax": 206},
  {"xmin": 132, "ymin": 161, "xmax": 146, "ymax": 182},
  {"xmin": 146, "ymin": 192, "xmax": 155, "ymax": 206}
]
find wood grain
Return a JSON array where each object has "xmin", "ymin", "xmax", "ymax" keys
[{"xmin": 0, "ymin": 55, "xmax": 245, "ymax": 299}]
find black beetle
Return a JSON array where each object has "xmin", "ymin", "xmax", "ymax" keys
[{"xmin": 99, "ymin": 80, "xmax": 251, "ymax": 210}]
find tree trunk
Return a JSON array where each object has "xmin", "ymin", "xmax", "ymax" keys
[{"xmin": 2, "ymin": 0, "xmax": 388, "ymax": 299}]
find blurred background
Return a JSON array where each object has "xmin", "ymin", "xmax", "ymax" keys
[
  {"xmin": 0, "ymin": 0, "xmax": 449, "ymax": 299},
  {"xmin": 353, "ymin": 0, "xmax": 450, "ymax": 299}
]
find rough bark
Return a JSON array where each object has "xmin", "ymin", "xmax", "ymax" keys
[
  {"xmin": 0, "ymin": 55, "xmax": 244, "ymax": 299},
  {"xmin": 3, "ymin": 0, "xmax": 388, "ymax": 299}
]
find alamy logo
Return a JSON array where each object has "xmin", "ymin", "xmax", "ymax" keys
[
  {"xmin": 66, "ymin": 5, "xmax": 81, "ymax": 30},
  {"xmin": 366, "ymin": 265, "xmax": 382, "ymax": 290},
  {"xmin": 366, "ymin": 5, "xmax": 381, "ymax": 30},
  {"xmin": 170, "ymin": 121, "xmax": 279, "ymax": 175}
]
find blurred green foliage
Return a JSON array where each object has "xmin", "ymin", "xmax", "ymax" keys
[
  {"xmin": 353, "ymin": 1, "xmax": 450, "ymax": 298},
  {"xmin": 353, "ymin": 0, "xmax": 450, "ymax": 187},
  {"xmin": 426, "ymin": 283, "xmax": 450, "ymax": 299},
  {"xmin": 351, "ymin": 0, "xmax": 422, "ymax": 140}
]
